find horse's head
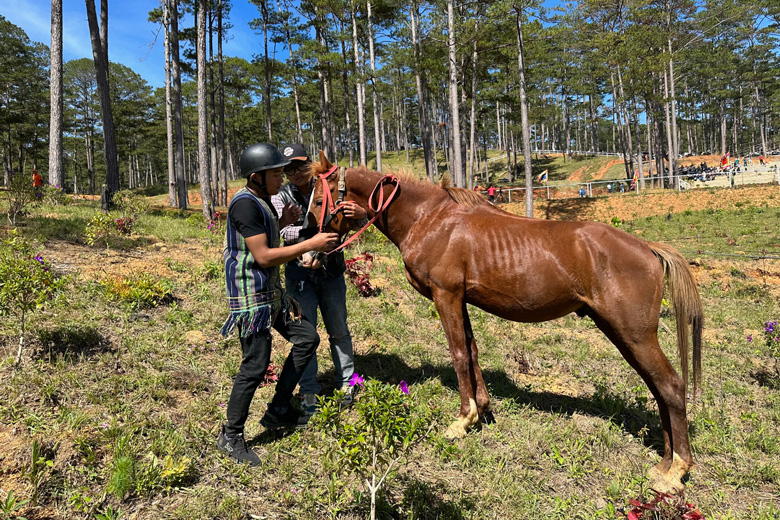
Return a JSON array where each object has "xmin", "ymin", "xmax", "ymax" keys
[{"xmin": 306, "ymin": 151, "xmax": 359, "ymax": 238}]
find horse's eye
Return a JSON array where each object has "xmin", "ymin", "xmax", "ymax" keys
[{"xmin": 314, "ymin": 200, "xmax": 322, "ymax": 207}]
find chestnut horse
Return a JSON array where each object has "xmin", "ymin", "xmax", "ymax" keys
[{"xmin": 307, "ymin": 154, "xmax": 702, "ymax": 493}]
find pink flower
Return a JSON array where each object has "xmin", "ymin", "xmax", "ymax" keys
[
  {"xmin": 349, "ymin": 373, "xmax": 364, "ymax": 388},
  {"xmin": 100, "ymin": 422, "xmax": 109, "ymax": 429}
]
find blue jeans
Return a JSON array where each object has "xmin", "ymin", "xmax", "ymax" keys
[{"xmin": 287, "ymin": 275, "xmax": 355, "ymax": 394}]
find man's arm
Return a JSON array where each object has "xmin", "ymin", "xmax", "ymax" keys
[{"xmin": 245, "ymin": 232, "xmax": 339, "ymax": 268}]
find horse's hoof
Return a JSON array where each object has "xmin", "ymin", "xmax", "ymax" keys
[
  {"xmin": 650, "ymin": 475, "xmax": 684, "ymax": 495},
  {"xmin": 444, "ymin": 422, "xmax": 468, "ymax": 440},
  {"xmin": 480, "ymin": 410, "xmax": 496, "ymax": 425},
  {"xmin": 647, "ymin": 465, "xmax": 664, "ymax": 482}
]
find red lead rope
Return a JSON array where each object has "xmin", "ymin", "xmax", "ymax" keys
[{"xmin": 317, "ymin": 166, "xmax": 399, "ymax": 255}]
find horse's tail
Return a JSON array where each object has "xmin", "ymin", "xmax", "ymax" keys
[{"xmin": 649, "ymin": 242, "xmax": 703, "ymax": 397}]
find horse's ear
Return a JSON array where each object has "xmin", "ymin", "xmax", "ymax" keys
[{"xmin": 319, "ymin": 150, "xmax": 332, "ymax": 170}]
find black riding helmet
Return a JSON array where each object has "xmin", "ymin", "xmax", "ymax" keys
[
  {"xmin": 239, "ymin": 143, "xmax": 290, "ymax": 194},
  {"xmin": 239, "ymin": 143, "xmax": 290, "ymax": 177}
]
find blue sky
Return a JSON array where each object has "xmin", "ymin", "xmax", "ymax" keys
[{"xmin": 2, "ymin": 0, "xmax": 271, "ymax": 89}]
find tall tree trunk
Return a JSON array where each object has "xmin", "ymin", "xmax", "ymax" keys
[
  {"xmin": 282, "ymin": 15, "xmax": 304, "ymax": 144},
  {"xmin": 617, "ymin": 68, "xmax": 634, "ymax": 177},
  {"xmin": 667, "ymin": 36, "xmax": 679, "ymax": 179},
  {"xmin": 446, "ymin": 0, "xmax": 463, "ymax": 186},
  {"xmin": 261, "ymin": 1, "xmax": 273, "ymax": 141},
  {"xmin": 351, "ymin": 2, "xmax": 367, "ymax": 166},
  {"xmin": 663, "ymin": 70, "xmax": 675, "ymax": 188},
  {"xmin": 340, "ymin": 23, "xmax": 354, "ymax": 167},
  {"xmin": 170, "ymin": 0, "xmax": 187, "ymax": 209},
  {"xmin": 367, "ymin": 0, "xmax": 382, "ymax": 172},
  {"xmin": 49, "ymin": 0, "xmax": 64, "ymax": 187},
  {"xmin": 315, "ymin": 8, "xmax": 331, "ymax": 158},
  {"xmin": 468, "ymin": 18, "xmax": 478, "ymax": 187},
  {"xmin": 164, "ymin": 0, "xmax": 176, "ymax": 206},
  {"xmin": 515, "ymin": 5, "xmax": 533, "ymax": 218},
  {"xmin": 208, "ymin": 6, "xmax": 219, "ymax": 206},
  {"xmin": 410, "ymin": 3, "xmax": 435, "ymax": 181},
  {"xmin": 85, "ymin": 0, "xmax": 119, "ymax": 193},
  {"xmin": 197, "ymin": 0, "xmax": 212, "ymax": 218},
  {"xmin": 218, "ymin": 0, "xmax": 227, "ymax": 206},
  {"xmin": 610, "ymin": 72, "xmax": 630, "ymax": 179}
]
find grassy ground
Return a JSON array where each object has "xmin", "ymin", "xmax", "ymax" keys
[{"xmin": 1, "ymin": 184, "xmax": 780, "ymax": 519}]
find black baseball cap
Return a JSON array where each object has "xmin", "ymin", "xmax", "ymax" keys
[{"xmin": 280, "ymin": 144, "xmax": 309, "ymax": 162}]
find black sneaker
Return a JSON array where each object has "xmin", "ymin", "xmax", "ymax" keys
[
  {"xmin": 216, "ymin": 427, "xmax": 260, "ymax": 467},
  {"xmin": 260, "ymin": 405, "xmax": 310, "ymax": 430}
]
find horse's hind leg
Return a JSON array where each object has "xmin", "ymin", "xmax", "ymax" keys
[
  {"xmin": 592, "ymin": 316, "xmax": 692, "ymax": 493},
  {"xmin": 432, "ymin": 288, "xmax": 481, "ymax": 438},
  {"xmin": 464, "ymin": 312, "xmax": 494, "ymax": 423}
]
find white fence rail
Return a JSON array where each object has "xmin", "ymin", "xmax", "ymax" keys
[{"xmin": 488, "ymin": 165, "xmax": 780, "ymax": 203}]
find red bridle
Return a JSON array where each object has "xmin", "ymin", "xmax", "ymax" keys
[{"xmin": 317, "ymin": 164, "xmax": 399, "ymax": 254}]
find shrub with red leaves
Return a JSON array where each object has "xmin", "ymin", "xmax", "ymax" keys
[
  {"xmin": 114, "ymin": 216, "xmax": 135, "ymax": 235},
  {"xmin": 622, "ymin": 492, "xmax": 704, "ymax": 520},
  {"xmin": 344, "ymin": 253, "xmax": 379, "ymax": 297},
  {"xmin": 262, "ymin": 363, "xmax": 279, "ymax": 387}
]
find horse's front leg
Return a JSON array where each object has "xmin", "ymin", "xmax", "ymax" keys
[{"xmin": 432, "ymin": 288, "xmax": 480, "ymax": 439}]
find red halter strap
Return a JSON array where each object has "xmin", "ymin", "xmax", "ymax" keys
[
  {"xmin": 317, "ymin": 164, "xmax": 342, "ymax": 233},
  {"xmin": 317, "ymin": 165, "xmax": 399, "ymax": 254}
]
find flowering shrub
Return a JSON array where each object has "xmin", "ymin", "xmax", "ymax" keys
[
  {"xmin": 85, "ymin": 211, "xmax": 117, "ymax": 249},
  {"xmin": 40, "ymin": 184, "xmax": 69, "ymax": 206},
  {"xmin": 344, "ymin": 253, "xmax": 378, "ymax": 297},
  {"xmin": 0, "ymin": 230, "xmax": 64, "ymax": 365},
  {"xmin": 313, "ymin": 375, "xmax": 432, "ymax": 519},
  {"xmin": 622, "ymin": 492, "xmax": 704, "ymax": 519},
  {"xmin": 113, "ymin": 190, "xmax": 150, "ymax": 219},
  {"xmin": 4, "ymin": 169, "xmax": 38, "ymax": 224},
  {"xmin": 207, "ymin": 210, "xmax": 222, "ymax": 232}
]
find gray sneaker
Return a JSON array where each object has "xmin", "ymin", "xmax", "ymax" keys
[
  {"xmin": 339, "ymin": 387, "xmax": 355, "ymax": 409},
  {"xmin": 301, "ymin": 393, "xmax": 319, "ymax": 417},
  {"xmin": 216, "ymin": 427, "xmax": 260, "ymax": 467}
]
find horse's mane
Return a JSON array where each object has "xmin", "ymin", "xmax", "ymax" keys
[{"xmin": 311, "ymin": 161, "xmax": 489, "ymax": 208}]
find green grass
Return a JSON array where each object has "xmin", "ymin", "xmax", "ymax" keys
[{"xmin": 1, "ymin": 187, "xmax": 779, "ymax": 519}]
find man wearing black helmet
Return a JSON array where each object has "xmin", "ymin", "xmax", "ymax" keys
[{"xmin": 217, "ymin": 142, "xmax": 339, "ymax": 467}]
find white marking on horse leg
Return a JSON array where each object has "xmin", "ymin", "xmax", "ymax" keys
[
  {"xmin": 649, "ymin": 452, "xmax": 689, "ymax": 494},
  {"xmin": 444, "ymin": 398, "xmax": 479, "ymax": 439}
]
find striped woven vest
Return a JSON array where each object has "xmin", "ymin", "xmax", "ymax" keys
[{"xmin": 221, "ymin": 188, "xmax": 283, "ymax": 337}]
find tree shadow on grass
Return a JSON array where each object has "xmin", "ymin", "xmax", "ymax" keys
[
  {"xmin": 35, "ymin": 323, "xmax": 113, "ymax": 362},
  {"xmin": 398, "ymin": 476, "xmax": 477, "ymax": 520},
  {"xmin": 351, "ymin": 352, "xmax": 665, "ymax": 455},
  {"xmin": 540, "ymin": 197, "xmax": 600, "ymax": 221}
]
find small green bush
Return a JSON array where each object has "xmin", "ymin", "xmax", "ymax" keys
[
  {"xmin": 0, "ymin": 230, "xmax": 64, "ymax": 365},
  {"xmin": 39, "ymin": 184, "xmax": 69, "ymax": 206},
  {"xmin": 313, "ymin": 376, "xmax": 432, "ymax": 519},
  {"xmin": 113, "ymin": 190, "xmax": 151, "ymax": 219},
  {"xmin": 84, "ymin": 212, "xmax": 117, "ymax": 249},
  {"xmin": 101, "ymin": 273, "xmax": 174, "ymax": 309},
  {"xmin": 4, "ymin": 170, "xmax": 38, "ymax": 224}
]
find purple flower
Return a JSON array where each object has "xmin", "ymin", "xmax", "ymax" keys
[
  {"xmin": 747, "ymin": 335, "xmax": 753, "ymax": 343},
  {"xmin": 349, "ymin": 373, "xmax": 364, "ymax": 388},
  {"xmin": 399, "ymin": 380, "xmax": 409, "ymax": 394},
  {"xmin": 34, "ymin": 255, "xmax": 45, "ymax": 265}
]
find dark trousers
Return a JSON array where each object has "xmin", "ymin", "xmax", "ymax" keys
[{"xmin": 225, "ymin": 311, "xmax": 319, "ymax": 436}]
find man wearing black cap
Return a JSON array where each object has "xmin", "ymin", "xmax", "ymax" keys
[
  {"xmin": 216, "ymin": 142, "xmax": 339, "ymax": 467},
  {"xmin": 272, "ymin": 144, "xmax": 366, "ymax": 415}
]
